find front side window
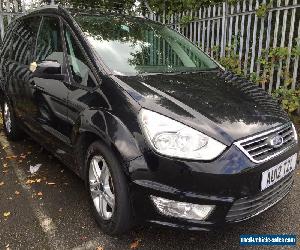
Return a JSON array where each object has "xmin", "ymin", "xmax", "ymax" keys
[
  {"xmin": 75, "ymin": 15, "xmax": 218, "ymax": 76},
  {"xmin": 35, "ymin": 16, "xmax": 63, "ymax": 65},
  {"xmin": 64, "ymin": 27, "xmax": 97, "ymax": 87}
]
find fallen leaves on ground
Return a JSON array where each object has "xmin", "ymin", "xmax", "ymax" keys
[
  {"xmin": 25, "ymin": 178, "xmax": 42, "ymax": 184},
  {"xmin": 130, "ymin": 239, "xmax": 141, "ymax": 249},
  {"xmin": 26, "ymin": 179, "xmax": 36, "ymax": 184},
  {"xmin": 6, "ymin": 155, "xmax": 17, "ymax": 160},
  {"xmin": 3, "ymin": 212, "xmax": 11, "ymax": 217}
]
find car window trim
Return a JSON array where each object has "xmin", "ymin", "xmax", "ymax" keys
[{"xmin": 61, "ymin": 19, "xmax": 101, "ymax": 91}]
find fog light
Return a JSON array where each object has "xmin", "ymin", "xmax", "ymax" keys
[{"xmin": 151, "ymin": 196, "xmax": 215, "ymax": 221}]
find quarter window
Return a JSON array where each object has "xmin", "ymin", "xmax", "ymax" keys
[{"xmin": 64, "ymin": 27, "xmax": 97, "ymax": 87}]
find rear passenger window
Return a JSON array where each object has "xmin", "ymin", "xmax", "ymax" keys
[
  {"xmin": 35, "ymin": 16, "xmax": 63, "ymax": 65},
  {"xmin": 0, "ymin": 22, "xmax": 16, "ymax": 77},
  {"xmin": 64, "ymin": 27, "xmax": 97, "ymax": 88},
  {"xmin": 10, "ymin": 16, "xmax": 41, "ymax": 65},
  {"xmin": 0, "ymin": 22, "xmax": 15, "ymax": 60}
]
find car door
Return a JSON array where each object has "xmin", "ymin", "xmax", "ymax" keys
[
  {"xmin": 25, "ymin": 15, "xmax": 72, "ymax": 158},
  {"xmin": 62, "ymin": 24, "xmax": 103, "ymax": 155}
]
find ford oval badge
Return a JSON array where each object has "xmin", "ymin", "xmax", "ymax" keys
[{"xmin": 268, "ymin": 135, "xmax": 284, "ymax": 148}]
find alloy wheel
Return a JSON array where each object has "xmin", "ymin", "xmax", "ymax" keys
[{"xmin": 89, "ymin": 155, "xmax": 115, "ymax": 220}]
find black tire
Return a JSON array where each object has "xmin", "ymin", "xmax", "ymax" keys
[
  {"xmin": 1, "ymin": 98, "xmax": 23, "ymax": 141},
  {"xmin": 85, "ymin": 141, "xmax": 133, "ymax": 235}
]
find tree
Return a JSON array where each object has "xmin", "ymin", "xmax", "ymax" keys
[
  {"xmin": 54, "ymin": 0, "xmax": 225, "ymax": 14},
  {"xmin": 56, "ymin": 0, "xmax": 136, "ymax": 12}
]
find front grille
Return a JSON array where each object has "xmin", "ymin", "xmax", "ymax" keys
[
  {"xmin": 226, "ymin": 174, "xmax": 294, "ymax": 222},
  {"xmin": 234, "ymin": 123, "xmax": 296, "ymax": 163}
]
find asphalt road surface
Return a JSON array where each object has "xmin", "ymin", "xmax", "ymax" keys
[{"xmin": 0, "ymin": 126, "xmax": 299, "ymax": 250}]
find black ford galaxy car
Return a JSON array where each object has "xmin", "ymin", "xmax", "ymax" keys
[{"xmin": 0, "ymin": 5, "xmax": 298, "ymax": 235}]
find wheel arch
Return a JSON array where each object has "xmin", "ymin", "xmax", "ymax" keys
[{"xmin": 73, "ymin": 110, "xmax": 143, "ymax": 180}]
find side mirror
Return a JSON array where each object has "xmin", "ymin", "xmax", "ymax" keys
[{"xmin": 31, "ymin": 60, "xmax": 65, "ymax": 81}]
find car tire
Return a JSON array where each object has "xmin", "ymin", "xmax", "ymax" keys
[
  {"xmin": 85, "ymin": 141, "xmax": 133, "ymax": 235},
  {"xmin": 1, "ymin": 98, "xmax": 23, "ymax": 141}
]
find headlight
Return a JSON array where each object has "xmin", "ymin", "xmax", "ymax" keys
[{"xmin": 139, "ymin": 109, "xmax": 226, "ymax": 160}]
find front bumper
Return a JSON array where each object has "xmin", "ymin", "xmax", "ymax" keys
[{"xmin": 128, "ymin": 143, "xmax": 298, "ymax": 230}]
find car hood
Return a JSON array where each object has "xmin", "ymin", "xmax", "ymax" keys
[{"xmin": 115, "ymin": 70, "xmax": 289, "ymax": 146}]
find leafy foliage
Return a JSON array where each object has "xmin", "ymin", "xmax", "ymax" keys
[
  {"xmin": 219, "ymin": 54, "xmax": 242, "ymax": 75},
  {"xmin": 56, "ymin": 0, "xmax": 136, "ymax": 12},
  {"xmin": 272, "ymin": 87, "xmax": 300, "ymax": 115},
  {"xmin": 255, "ymin": 3, "xmax": 269, "ymax": 18},
  {"xmin": 147, "ymin": 0, "xmax": 223, "ymax": 15},
  {"xmin": 56, "ymin": 0, "xmax": 225, "ymax": 14}
]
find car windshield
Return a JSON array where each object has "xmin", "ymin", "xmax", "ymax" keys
[{"xmin": 75, "ymin": 15, "xmax": 218, "ymax": 76}]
